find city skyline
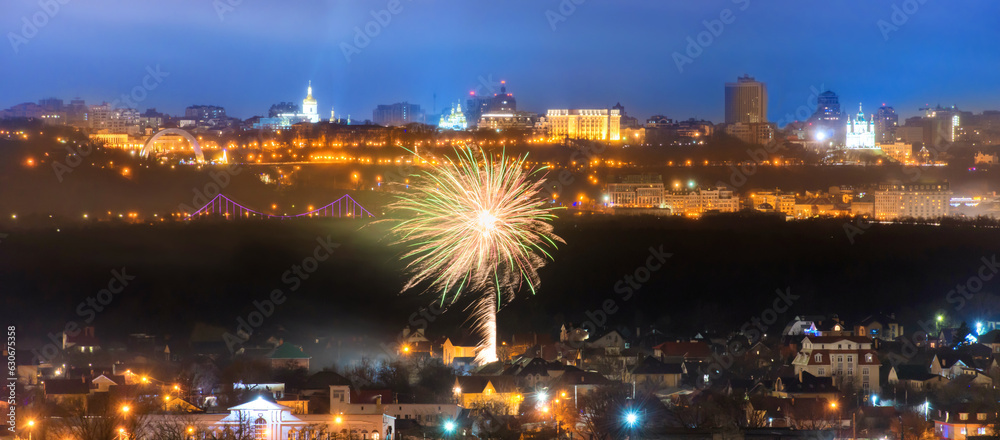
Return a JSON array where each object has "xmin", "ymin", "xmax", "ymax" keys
[{"xmin": 3, "ymin": 1, "xmax": 999, "ymax": 121}]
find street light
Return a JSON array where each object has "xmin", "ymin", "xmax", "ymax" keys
[
  {"xmin": 444, "ymin": 421, "xmax": 456, "ymax": 435},
  {"xmin": 625, "ymin": 412, "xmax": 639, "ymax": 427},
  {"xmin": 27, "ymin": 420, "xmax": 35, "ymax": 440}
]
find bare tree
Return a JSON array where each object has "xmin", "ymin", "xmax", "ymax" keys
[
  {"xmin": 577, "ymin": 384, "xmax": 631, "ymax": 440},
  {"xmin": 53, "ymin": 399, "xmax": 152, "ymax": 440}
]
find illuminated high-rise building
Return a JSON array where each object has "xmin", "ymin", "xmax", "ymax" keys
[
  {"xmin": 373, "ymin": 102, "xmax": 424, "ymax": 126},
  {"xmin": 875, "ymin": 105, "xmax": 898, "ymax": 143},
  {"xmin": 845, "ymin": 103, "xmax": 876, "ymax": 149},
  {"xmin": 807, "ymin": 91, "xmax": 844, "ymax": 142},
  {"xmin": 812, "ymin": 91, "xmax": 842, "ymax": 123},
  {"xmin": 466, "ymin": 81, "xmax": 517, "ymax": 128},
  {"xmin": 921, "ymin": 105, "xmax": 961, "ymax": 145},
  {"xmin": 725, "ymin": 75, "xmax": 767, "ymax": 124}
]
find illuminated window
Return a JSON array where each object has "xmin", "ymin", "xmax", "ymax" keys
[
  {"xmin": 254, "ymin": 415, "xmax": 267, "ymax": 440},
  {"xmin": 960, "ymin": 413, "xmax": 969, "ymax": 421}
]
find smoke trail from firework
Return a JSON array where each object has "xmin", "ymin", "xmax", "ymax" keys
[{"xmin": 389, "ymin": 147, "xmax": 562, "ymax": 363}]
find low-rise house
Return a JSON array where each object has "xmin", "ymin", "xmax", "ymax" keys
[
  {"xmin": 43, "ymin": 378, "xmax": 91, "ymax": 410},
  {"xmin": 63, "ymin": 326, "xmax": 102, "ymax": 354},
  {"xmin": 91, "ymin": 374, "xmax": 126, "ymax": 393},
  {"xmin": 452, "ymin": 376, "xmax": 522, "ymax": 415},
  {"xmin": 886, "ymin": 365, "xmax": 947, "ymax": 390},
  {"xmin": 747, "ymin": 396, "xmax": 846, "ymax": 430},
  {"xmin": 653, "ymin": 341, "xmax": 713, "ymax": 363},
  {"xmin": 443, "ymin": 335, "xmax": 479, "ymax": 365},
  {"xmin": 627, "ymin": 356, "xmax": 683, "ymax": 389},
  {"xmin": 930, "ymin": 354, "xmax": 971, "ymax": 379},
  {"xmin": 269, "ymin": 343, "xmax": 311, "ymax": 370},
  {"xmin": 587, "ymin": 330, "xmax": 628, "ymax": 355},
  {"xmin": 855, "ymin": 314, "xmax": 904, "ymax": 341},
  {"xmin": 548, "ymin": 369, "xmax": 611, "ymax": 407},
  {"xmin": 934, "ymin": 404, "xmax": 997, "ymax": 440},
  {"xmin": 791, "ymin": 336, "xmax": 880, "ymax": 392},
  {"xmin": 503, "ymin": 357, "xmax": 567, "ymax": 389},
  {"xmin": 773, "ymin": 372, "xmax": 839, "ymax": 400}
]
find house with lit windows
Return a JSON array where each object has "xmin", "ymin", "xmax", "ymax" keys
[
  {"xmin": 452, "ymin": 376, "xmax": 523, "ymax": 415},
  {"xmin": 791, "ymin": 336, "xmax": 881, "ymax": 392},
  {"xmin": 934, "ymin": 404, "xmax": 997, "ymax": 440}
]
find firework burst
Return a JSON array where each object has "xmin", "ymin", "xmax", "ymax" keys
[{"xmin": 389, "ymin": 147, "xmax": 562, "ymax": 363}]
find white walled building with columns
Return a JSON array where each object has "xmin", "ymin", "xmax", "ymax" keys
[{"xmin": 146, "ymin": 397, "xmax": 395, "ymax": 440}]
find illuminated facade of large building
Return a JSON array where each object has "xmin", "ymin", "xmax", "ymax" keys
[
  {"xmin": 845, "ymin": 104, "xmax": 876, "ymax": 149},
  {"xmin": 724, "ymin": 75, "xmax": 767, "ymax": 124},
  {"xmin": 545, "ymin": 109, "xmax": 621, "ymax": 141},
  {"xmin": 373, "ymin": 102, "xmax": 424, "ymax": 126},
  {"xmin": 477, "ymin": 111, "xmax": 539, "ymax": 131},
  {"xmin": 875, "ymin": 105, "xmax": 899, "ymax": 143},
  {"xmin": 665, "ymin": 188, "xmax": 740, "ymax": 216},
  {"xmin": 725, "ymin": 122, "xmax": 774, "ymax": 146},
  {"xmin": 438, "ymin": 102, "xmax": 468, "ymax": 130},
  {"xmin": 874, "ymin": 182, "xmax": 951, "ymax": 220},
  {"xmin": 606, "ymin": 174, "xmax": 665, "ymax": 207}
]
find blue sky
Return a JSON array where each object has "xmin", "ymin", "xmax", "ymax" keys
[{"xmin": 3, "ymin": 0, "xmax": 998, "ymax": 121}]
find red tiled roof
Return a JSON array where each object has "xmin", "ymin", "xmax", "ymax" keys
[
  {"xmin": 803, "ymin": 336, "xmax": 873, "ymax": 344},
  {"xmin": 44, "ymin": 379, "xmax": 90, "ymax": 395},
  {"xmin": 653, "ymin": 341, "xmax": 713, "ymax": 358}
]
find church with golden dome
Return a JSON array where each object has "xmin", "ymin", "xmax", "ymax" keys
[
  {"xmin": 253, "ymin": 81, "xmax": 321, "ymax": 129},
  {"xmin": 438, "ymin": 102, "xmax": 468, "ymax": 130}
]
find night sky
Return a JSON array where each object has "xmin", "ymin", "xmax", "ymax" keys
[{"xmin": 3, "ymin": 0, "xmax": 999, "ymax": 121}]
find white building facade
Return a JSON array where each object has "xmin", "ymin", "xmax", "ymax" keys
[{"xmin": 845, "ymin": 104, "xmax": 876, "ymax": 149}]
